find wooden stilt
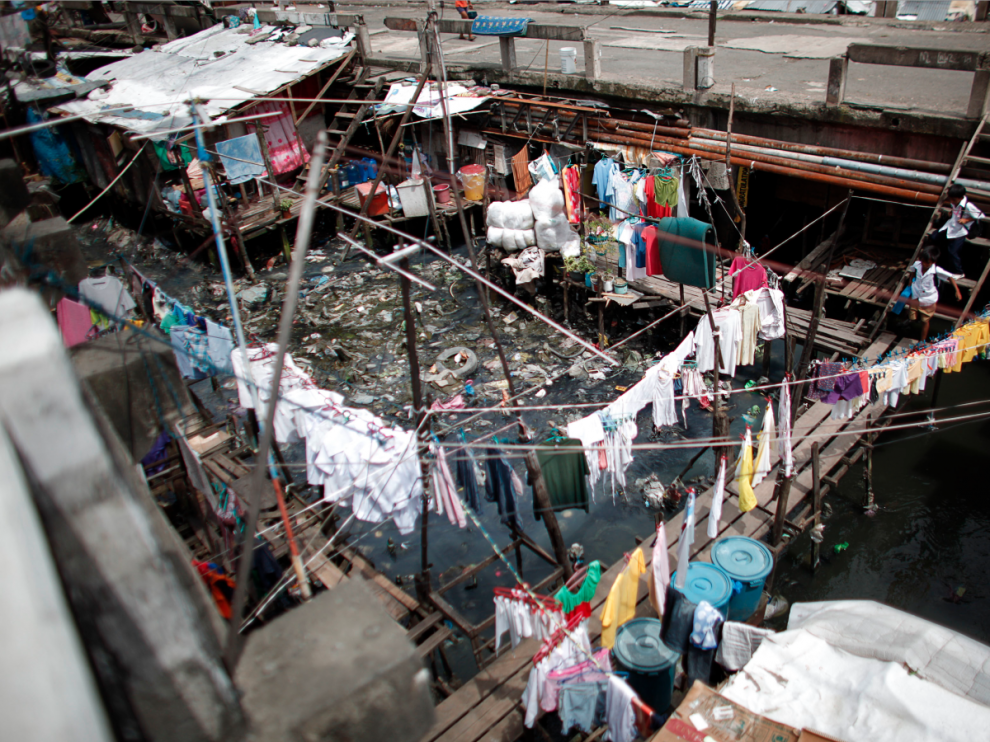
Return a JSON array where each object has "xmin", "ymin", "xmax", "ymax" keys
[
  {"xmin": 863, "ymin": 416, "xmax": 877, "ymax": 514},
  {"xmin": 811, "ymin": 441, "xmax": 822, "ymax": 571}
]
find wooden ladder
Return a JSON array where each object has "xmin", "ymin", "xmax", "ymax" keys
[
  {"xmin": 954, "ymin": 114, "xmax": 990, "ymax": 327},
  {"xmin": 871, "ymin": 113, "xmax": 989, "ymax": 338}
]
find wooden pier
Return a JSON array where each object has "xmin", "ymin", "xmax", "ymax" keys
[{"xmin": 421, "ymin": 330, "xmax": 904, "ymax": 742}]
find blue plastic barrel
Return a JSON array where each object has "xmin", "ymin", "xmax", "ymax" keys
[
  {"xmin": 670, "ymin": 562, "xmax": 732, "ymax": 617},
  {"xmin": 612, "ymin": 618, "xmax": 679, "ymax": 713},
  {"xmin": 710, "ymin": 536, "xmax": 773, "ymax": 621}
]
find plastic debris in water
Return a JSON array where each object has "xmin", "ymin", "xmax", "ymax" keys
[{"xmin": 834, "ymin": 542, "xmax": 849, "ymax": 553}]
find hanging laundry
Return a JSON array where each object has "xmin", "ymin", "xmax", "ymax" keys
[
  {"xmin": 522, "ymin": 620, "xmax": 592, "ymax": 727},
  {"xmin": 707, "ymin": 455, "xmax": 728, "ymax": 539},
  {"xmin": 512, "ymin": 146, "xmax": 532, "ymax": 196},
  {"xmin": 674, "ymin": 488, "xmax": 696, "ymax": 591},
  {"xmin": 592, "ymin": 156, "xmax": 619, "ymax": 213},
  {"xmin": 752, "ymin": 403, "xmax": 775, "ymax": 487},
  {"xmin": 736, "ymin": 428, "xmax": 757, "ymax": 513},
  {"xmin": 561, "ymin": 165, "xmax": 582, "ymax": 224},
  {"xmin": 542, "ymin": 647, "xmax": 611, "ymax": 713},
  {"xmin": 642, "ymin": 223, "xmax": 662, "ymax": 277},
  {"xmin": 600, "ymin": 547, "xmax": 646, "ymax": 649},
  {"xmin": 694, "ymin": 308, "xmax": 743, "ymax": 377},
  {"xmin": 485, "ymin": 448, "xmax": 524, "ymax": 531},
  {"xmin": 778, "ymin": 380, "xmax": 794, "ymax": 478},
  {"xmin": 215, "ymin": 135, "xmax": 266, "ymax": 184},
  {"xmin": 430, "ymin": 443, "xmax": 466, "ymax": 529},
  {"xmin": 647, "ymin": 521, "xmax": 671, "ymax": 617},
  {"xmin": 736, "ymin": 301, "xmax": 761, "ymax": 367},
  {"xmin": 559, "ymin": 681, "xmax": 608, "ymax": 734},
  {"xmin": 604, "ymin": 675, "xmax": 640, "ymax": 742},
  {"xmin": 78, "ymin": 275, "xmax": 137, "ymax": 319},
  {"xmin": 752, "ymin": 286, "xmax": 787, "ymax": 341},
  {"xmin": 729, "ymin": 255, "xmax": 768, "ymax": 299},
  {"xmin": 450, "ymin": 437, "xmax": 483, "ymax": 513},
  {"xmin": 617, "ymin": 219, "xmax": 647, "ymax": 281},
  {"xmin": 554, "ymin": 560, "xmax": 602, "ymax": 614},
  {"xmin": 246, "ymin": 102, "xmax": 309, "ymax": 174},
  {"xmin": 493, "ymin": 592, "xmax": 563, "ymax": 653},
  {"xmin": 534, "ymin": 438, "xmax": 590, "ymax": 520},
  {"xmin": 56, "ymin": 297, "xmax": 95, "ymax": 347},
  {"xmin": 656, "ymin": 217, "xmax": 717, "ymax": 289},
  {"xmin": 686, "ymin": 600, "xmax": 724, "ymax": 688},
  {"xmin": 170, "ymin": 325, "xmax": 211, "ymax": 380}
]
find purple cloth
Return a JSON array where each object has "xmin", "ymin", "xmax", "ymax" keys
[
  {"xmin": 823, "ymin": 372, "xmax": 864, "ymax": 404},
  {"xmin": 807, "ymin": 362, "xmax": 844, "ymax": 401},
  {"xmin": 141, "ymin": 431, "xmax": 171, "ymax": 474}
]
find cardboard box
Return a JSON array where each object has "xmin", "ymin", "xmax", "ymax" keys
[{"xmin": 651, "ymin": 681, "xmax": 800, "ymax": 742}]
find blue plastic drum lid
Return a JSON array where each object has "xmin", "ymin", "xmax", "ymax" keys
[
  {"xmin": 671, "ymin": 562, "xmax": 733, "ymax": 609},
  {"xmin": 710, "ymin": 536, "xmax": 773, "ymax": 585},
  {"xmin": 613, "ymin": 618, "xmax": 679, "ymax": 673}
]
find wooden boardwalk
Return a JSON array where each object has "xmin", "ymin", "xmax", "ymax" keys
[{"xmin": 422, "ymin": 331, "xmax": 902, "ymax": 742}]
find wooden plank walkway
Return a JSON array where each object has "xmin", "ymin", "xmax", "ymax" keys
[{"xmin": 423, "ymin": 331, "xmax": 901, "ymax": 742}]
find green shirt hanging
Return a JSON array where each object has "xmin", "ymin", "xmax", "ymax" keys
[
  {"xmin": 554, "ymin": 560, "xmax": 602, "ymax": 614},
  {"xmin": 533, "ymin": 437, "xmax": 590, "ymax": 520}
]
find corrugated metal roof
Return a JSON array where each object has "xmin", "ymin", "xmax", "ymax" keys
[
  {"xmin": 673, "ymin": 1, "xmax": 738, "ymax": 10},
  {"xmin": 746, "ymin": 0, "xmax": 840, "ymax": 13},
  {"xmin": 55, "ymin": 23, "xmax": 353, "ymax": 137},
  {"xmin": 897, "ymin": 0, "xmax": 953, "ymax": 21}
]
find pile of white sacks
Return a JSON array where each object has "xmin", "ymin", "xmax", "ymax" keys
[{"xmin": 486, "ymin": 177, "xmax": 580, "ymax": 256}]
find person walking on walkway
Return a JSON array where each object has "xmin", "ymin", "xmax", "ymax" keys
[
  {"xmin": 927, "ymin": 183, "xmax": 984, "ymax": 276},
  {"xmin": 906, "ymin": 246, "xmax": 962, "ymax": 340}
]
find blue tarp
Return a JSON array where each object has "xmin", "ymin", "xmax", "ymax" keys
[
  {"xmin": 472, "ymin": 16, "xmax": 533, "ymax": 36},
  {"xmin": 26, "ymin": 107, "xmax": 85, "ymax": 185}
]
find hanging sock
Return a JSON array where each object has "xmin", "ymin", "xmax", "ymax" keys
[
  {"xmin": 778, "ymin": 377, "xmax": 794, "ymax": 478},
  {"xmin": 752, "ymin": 402, "xmax": 775, "ymax": 487},
  {"xmin": 736, "ymin": 428, "xmax": 757, "ymax": 513},
  {"xmin": 707, "ymin": 455, "xmax": 727, "ymax": 539}
]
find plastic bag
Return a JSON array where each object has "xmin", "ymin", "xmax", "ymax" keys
[
  {"xmin": 486, "ymin": 201, "xmax": 505, "ymax": 229},
  {"xmin": 529, "ymin": 177, "xmax": 565, "ymax": 222},
  {"xmin": 521, "ymin": 229, "xmax": 536, "ymax": 247},
  {"xmin": 502, "ymin": 200, "xmax": 535, "ymax": 231},
  {"xmin": 528, "ymin": 152, "xmax": 556, "ymax": 183}
]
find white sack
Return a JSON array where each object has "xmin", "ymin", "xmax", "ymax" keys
[
  {"xmin": 486, "ymin": 226, "xmax": 504, "ymax": 247},
  {"xmin": 529, "ymin": 177, "xmax": 565, "ymax": 222},
  {"xmin": 486, "ymin": 201, "xmax": 505, "ymax": 229}
]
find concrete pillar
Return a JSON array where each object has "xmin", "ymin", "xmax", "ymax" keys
[
  {"xmin": 826, "ymin": 56, "xmax": 848, "ymax": 107},
  {"xmin": 499, "ymin": 36, "xmax": 517, "ymax": 76},
  {"xmin": 968, "ymin": 69, "xmax": 990, "ymax": 119},
  {"xmin": 0, "ymin": 289, "xmax": 246, "ymax": 742},
  {"xmin": 696, "ymin": 46, "xmax": 715, "ymax": 89},
  {"xmin": 418, "ymin": 31, "xmax": 430, "ymax": 74},
  {"xmin": 0, "ymin": 422, "xmax": 114, "ymax": 742},
  {"xmin": 1, "ymin": 216, "xmax": 88, "ymax": 288},
  {"xmin": 355, "ymin": 21, "xmax": 371, "ymax": 61},
  {"xmin": 236, "ymin": 580, "xmax": 435, "ymax": 742},
  {"xmin": 123, "ymin": 11, "xmax": 141, "ymax": 44},
  {"xmin": 584, "ymin": 38, "xmax": 601, "ymax": 82},
  {"xmin": 683, "ymin": 46, "xmax": 698, "ymax": 91},
  {"xmin": 976, "ymin": 1, "xmax": 988, "ymax": 21}
]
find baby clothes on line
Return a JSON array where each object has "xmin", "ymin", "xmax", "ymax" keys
[
  {"xmin": 555, "ymin": 560, "xmax": 602, "ymax": 614},
  {"xmin": 494, "ymin": 594, "xmax": 563, "ymax": 654},
  {"xmin": 522, "ymin": 621, "xmax": 592, "ymax": 727},
  {"xmin": 542, "ymin": 647, "xmax": 611, "ymax": 713}
]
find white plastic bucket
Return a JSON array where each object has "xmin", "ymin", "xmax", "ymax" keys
[
  {"xmin": 396, "ymin": 178, "xmax": 429, "ymax": 217},
  {"xmin": 560, "ymin": 47, "xmax": 577, "ymax": 75}
]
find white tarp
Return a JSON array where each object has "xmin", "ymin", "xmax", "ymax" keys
[
  {"xmin": 720, "ymin": 600, "xmax": 990, "ymax": 742},
  {"xmin": 379, "ymin": 81, "xmax": 488, "ymax": 119},
  {"xmin": 55, "ymin": 23, "xmax": 353, "ymax": 136}
]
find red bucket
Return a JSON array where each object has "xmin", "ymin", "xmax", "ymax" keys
[{"xmin": 433, "ymin": 183, "xmax": 451, "ymax": 204}]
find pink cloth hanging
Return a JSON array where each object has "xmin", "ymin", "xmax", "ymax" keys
[
  {"xmin": 729, "ymin": 256, "xmax": 768, "ymax": 299},
  {"xmin": 57, "ymin": 297, "xmax": 94, "ymax": 347},
  {"xmin": 246, "ymin": 101, "xmax": 310, "ymax": 176}
]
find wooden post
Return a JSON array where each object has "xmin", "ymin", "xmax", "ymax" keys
[
  {"xmin": 810, "ymin": 441, "xmax": 822, "ymax": 571},
  {"xmin": 423, "ymin": 177, "xmax": 446, "ymax": 250},
  {"xmin": 703, "ymin": 291, "xmax": 729, "ymax": 459},
  {"xmin": 863, "ymin": 418, "xmax": 876, "ymax": 514},
  {"xmin": 761, "ymin": 339, "xmax": 773, "ymax": 379},
  {"xmin": 724, "ymin": 83, "xmax": 746, "ymax": 250},
  {"xmin": 161, "ymin": 7, "xmax": 178, "ymax": 41},
  {"xmin": 708, "ymin": 0, "xmax": 717, "ymax": 47},
  {"xmin": 793, "ymin": 193, "xmax": 852, "ymax": 404},
  {"xmin": 679, "ymin": 284, "xmax": 687, "ymax": 337},
  {"xmin": 525, "ymin": 451, "xmax": 572, "ymax": 579},
  {"xmin": 400, "ymin": 256, "xmax": 433, "ymax": 595},
  {"xmin": 253, "ymin": 118, "xmax": 280, "ymax": 211},
  {"xmin": 771, "ymin": 472, "xmax": 793, "ymax": 548},
  {"xmin": 356, "ymin": 21, "xmax": 372, "ymax": 62}
]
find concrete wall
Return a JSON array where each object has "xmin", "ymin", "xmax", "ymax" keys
[{"xmin": 0, "ymin": 288, "xmax": 246, "ymax": 742}]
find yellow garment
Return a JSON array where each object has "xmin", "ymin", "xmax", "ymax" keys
[
  {"xmin": 949, "ymin": 325, "xmax": 975, "ymax": 373},
  {"xmin": 957, "ymin": 320, "xmax": 989, "ymax": 367},
  {"xmin": 906, "ymin": 356, "xmax": 925, "ymax": 394},
  {"xmin": 600, "ymin": 548, "xmax": 646, "ymax": 649},
  {"xmin": 736, "ymin": 429, "xmax": 757, "ymax": 513}
]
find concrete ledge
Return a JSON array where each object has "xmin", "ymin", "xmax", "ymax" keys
[{"xmin": 236, "ymin": 579, "xmax": 435, "ymax": 742}]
